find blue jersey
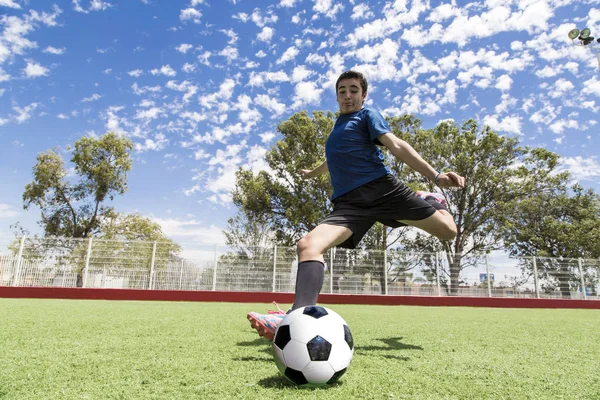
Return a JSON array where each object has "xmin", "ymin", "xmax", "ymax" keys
[{"xmin": 326, "ymin": 107, "xmax": 392, "ymax": 200}]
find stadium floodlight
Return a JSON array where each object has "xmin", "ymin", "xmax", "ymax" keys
[
  {"xmin": 580, "ymin": 28, "xmax": 591, "ymax": 39},
  {"xmin": 568, "ymin": 29, "xmax": 580, "ymax": 40},
  {"xmin": 568, "ymin": 27, "xmax": 600, "ymax": 70}
]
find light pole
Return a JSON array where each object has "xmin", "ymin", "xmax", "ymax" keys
[{"xmin": 568, "ymin": 27, "xmax": 600, "ymax": 70}]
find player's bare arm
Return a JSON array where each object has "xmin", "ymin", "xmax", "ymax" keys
[
  {"xmin": 378, "ymin": 133, "xmax": 465, "ymax": 188},
  {"xmin": 300, "ymin": 161, "xmax": 328, "ymax": 180}
]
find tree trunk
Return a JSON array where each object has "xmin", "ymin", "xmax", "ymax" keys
[
  {"xmin": 448, "ymin": 252, "xmax": 462, "ymax": 296},
  {"xmin": 76, "ymin": 271, "xmax": 84, "ymax": 287}
]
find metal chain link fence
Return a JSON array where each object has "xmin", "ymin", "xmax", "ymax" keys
[{"xmin": 1, "ymin": 236, "xmax": 598, "ymax": 299}]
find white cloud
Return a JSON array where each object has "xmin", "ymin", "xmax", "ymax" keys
[
  {"xmin": 292, "ymin": 80, "xmax": 322, "ymax": 108},
  {"xmin": 351, "ymin": 4, "xmax": 374, "ymax": 20},
  {"xmin": 219, "ymin": 46, "xmax": 238, "ymax": 63},
  {"xmin": 182, "ymin": 63, "xmax": 196, "ymax": 73},
  {"xmin": 134, "ymin": 133, "xmax": 168, "ymax": 152},
  {"xmin": 483, "ymin": 114, "xmax": 522, "ymax": 135},
  {"xmin": 23, "ymin": 61, "xmax": 49, "ymax": 78},
  {"xmin": 128, "ymin": 69, "xmax": 143, "ymax": 77},
  {"xmin": 82, "ymin": 93, "xmax": 102, "ymax": 102},
  {"xmin": 255, "ymin": 94, "xmax": 286, "ymax": 116},
  {"xmin": 313, "ymin": 0, "xmax": 344, "ymax": 19},
  {"xmin": 0, "ymin": 203, "xmax": 18, "ymax": 218},
  {"xmin": 495, "ymin": 74, "xmax": 513, "ymax": 92},
  {"xmin": 259, "ymin": 132, "xmax": 276, "ymax": 143},
  {"xmin": 549, "ymin": 78, "xmax": 574, "ymax": 98},
  {"xmin": 73, "ymin": 0, "xmax": 112, "ymax": 13},
  {"xmin": 150, "ymin": 65, "xmax": 176, "ymax": 76},
  {"xmin": 180, "ymin": 8, "xmax": 202, "ymax": 24},
  {"xmin": 13, "ymin": 103, "xmax": 38, "ymax": 123},
  {"xmin": 176, "ymin": 43, "xmax": 193, "ymax": 53},
  {"xmin": 277, "ymin": 46, "xmax": 299, "ymax": 64},
  {"xmin": 427, "ymin": 3, "xmax": 461, "ymax": 22},
  {"xmin": 279, "ymin": 0, "xmax": 298, "ymax": 7},
  {"xmin": 0, "ymin": 0, "xmax": 21, "ymax": 8},
  {"xmin": 291, "ymin": 65, "xmax": 313, "ymax": 82},
  {"xmin": 135, "ymin": 107, "xmax": 163, "ymax": 121},
  {"xmin": 581, "ymin": 76, "xmax": 600, "ymax": 98},
  {"xmin": 549, "ymin": 119, "xmax": 579, "ymax": 134},
  {"xmin": 257, "ymin": 26, "xmax": 274, "ymax": 42},
  {"xmin": 43, "ymin": 46, "xmax": 65, "ymax": 55},
  {"xmin": 558, "ymin": 156, "xmax": 600, "ymax": 182},
  {"xmin": 152, "ymin": 217, "xmax": 226, "ymax": 246}
]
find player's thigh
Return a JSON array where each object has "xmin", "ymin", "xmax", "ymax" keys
[
  {"xmin": 298, "ymin": 223, "xmax": 353, "ymax": 254},
  {"xmin": 397, "ymin": 210, "xmax": 457, "ymax": 240}
]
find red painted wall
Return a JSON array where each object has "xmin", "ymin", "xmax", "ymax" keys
[{"xmin": 1, "ymin": 286, "xmax": 599, "ymax": 309}]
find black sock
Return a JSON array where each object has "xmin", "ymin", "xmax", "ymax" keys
[
  {"xmin": 291, "ymin": 260, "xmax": 325, "ymax": 311},
  {"xmin": 425, "ymin": 197, "xmax": 447, "ymax": 211}
]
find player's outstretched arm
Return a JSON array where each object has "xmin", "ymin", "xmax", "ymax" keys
[
  {"xmin": 300, "ymin": 161, "xmax": 328, "ymax": 180},
  {"xmin": 378, "ymin": 133, "xmax": 465, "ymax": 188}
]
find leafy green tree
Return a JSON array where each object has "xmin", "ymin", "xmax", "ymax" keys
[
  {"xmin": 388, "ymin": 120, "xmax": 578, "ymax": 295},
  {"xmin": 23, "ymin": 132, "xmax": 133, "ymax": 238},
  {"xmin": 219, "ymin": 213, "xmax": 278, "ymax": 291},
  {"xmin": 230, "ymin": 112, "xmax": 589, "ymax": 296},
  {"xmin": 501, "ymin": 182, "xmax": 600, "ymax": 297},
  {"xmin": 232, "ymin": 111, "xmax": 334, "ymax": 245},
  {"xmin": 19, "ymin": 133, "xmax": 183, "ymax": 287}
]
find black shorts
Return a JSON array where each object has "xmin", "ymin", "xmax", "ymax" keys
[{"xmin": 320, "ymin": 174, "xmax": 436, "ymax": 249}]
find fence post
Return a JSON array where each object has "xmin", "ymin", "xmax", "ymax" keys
[
  {"xmin": 436, "ymin": 251, "xmax": 441, "ymax": 296},
  {"xmin": 329, "ymin": 248, "xmax": 334, "ymax": 294},
  {"xmin": 578, "ymin": 258, "xmax": 587, "ymax": 300},
  {"xmin": 485, "ymin": 252, "xmax": 492, "ymax": 297},
  {"xmin": 148, "ymin": 241, "xmax": 157, "ymax": 290},
  {"xmin": 82, "ymin": 237, "xmax": 93, "ymax": 288},
  {"xmin": 179, "ymin": 259, "xmax": 184, "ymax": 290},
  {"xmin": 532, "ymin": 256, "xmax": 540, "ymax": 298},
  {"xmin": 212, "ymin": 244, "xmax": 218, "ymax": 291},
  {"xmin": 272, "ymin": 245, "xmax": 277, "ymax": 292},
  {"xmin": 12, "ymin": 236, "xmax": 26, "ymax": 287},
  {"xmin": 101, "ymin": 265, "xmax": 107, "ymax": 288},
  {"xmin": 382, "ymin": 248, "xmax": 388, "ymax": 295}
]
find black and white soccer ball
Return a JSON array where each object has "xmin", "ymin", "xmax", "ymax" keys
[{"xmin": 272, "ymin": 305, "xmax": 354, "ymax": 387}]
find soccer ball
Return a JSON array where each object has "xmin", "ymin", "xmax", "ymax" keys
[{"xmin": 272, "ymin": 305, "xmax": 354, "ymax": 387}]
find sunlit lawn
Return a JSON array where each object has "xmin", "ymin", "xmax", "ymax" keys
[{"xmin": 0, "ymin": 298, "xmax": 599, "ymax": 399}]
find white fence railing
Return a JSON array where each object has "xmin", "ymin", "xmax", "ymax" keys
[{"xmin": 0, "ymin": 236, "xmax": 599, "ymax": 300}]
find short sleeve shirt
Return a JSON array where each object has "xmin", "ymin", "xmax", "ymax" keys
[{"xmin": 325, "ymin": 107, "xmax": 392, "ymax": 200}]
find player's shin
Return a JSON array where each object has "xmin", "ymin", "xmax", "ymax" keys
[{"xmin": 291, "ymin": 260, "xmax": 325, "ymax": 310}]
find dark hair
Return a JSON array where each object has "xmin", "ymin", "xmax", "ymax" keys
[{"xmin": 336, "ymin": 70, "xmax": 368, "ymax": 94}]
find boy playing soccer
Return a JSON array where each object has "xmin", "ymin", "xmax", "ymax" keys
[{"xmin": 248, "ymin": 70, "xmax": 465, "ymax": 340}]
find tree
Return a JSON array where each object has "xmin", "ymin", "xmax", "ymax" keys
[
  {"xmin": 501, "ymin": 182, "xmax": 600, "ymax": 297},
  {"xmin": 230, "ymin": 112, "xmax": 584, "ymax": 295},
  {"xmin": 89, "ymin": 212, "xmax": 182, "ymax": 288},
  {"xmin": 231, "ymin": 111, "xmax": 334, "ymax": 245},
  {"xmin": 19, "ymin": 133, "xmax": 183, "ymax": 287},
  {"xmin": 23, "ymin": 132, "xmax": 133, "ymax": 238},
  {"xmin": 387, "ymin": 120, "xmax": 579, "ymax": 295}
]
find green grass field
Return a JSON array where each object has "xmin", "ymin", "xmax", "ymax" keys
[{"xmin": 0, "ymin": 299, "xmax": 599, "ymax": 400}]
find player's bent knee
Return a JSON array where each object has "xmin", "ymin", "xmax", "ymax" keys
[
  {"xmin": 297, "ymin": 236, "xmax": 316, "ymax": 256},
  {"xmin": 437, "ymin": 222, "xmax": 457, "ymax": 241}
]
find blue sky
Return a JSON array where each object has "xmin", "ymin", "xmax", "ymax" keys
[{"xmin": 0, "ymin": 0, "xmax": 599, "ymax": 246}]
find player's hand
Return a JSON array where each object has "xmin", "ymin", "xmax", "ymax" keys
[
  {"xmin": 300, "ymin": 169, "xmax": 312, "ymax": 180},
  {"xmin": 436, "ymin": 172, "xmax": 465, "ymax": 188}
]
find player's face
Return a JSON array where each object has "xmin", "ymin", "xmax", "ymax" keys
[{"xmin": 336, "ymin": 78, "xmax": 367, "ymax": 114}]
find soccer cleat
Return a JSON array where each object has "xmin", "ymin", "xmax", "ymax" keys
[
  {"xmin": 247, "ymin": 312, "xmax": 284, "ymax": 341},
  {"xmin": 416, "ymin": 191, "xmax": 447, "ymax": 207},
  {"xmin": 247, "ymin": 302, "xmax": 287, "ymax": 340}
]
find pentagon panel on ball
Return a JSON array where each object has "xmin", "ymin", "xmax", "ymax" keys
[{"xmin": 272, "ymin": 306, "xmax": 354, "ymax": 387}]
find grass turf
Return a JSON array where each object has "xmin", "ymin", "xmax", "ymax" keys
[{"xmin": 0, "ymin": 299, "xmax": 599, "ymax": 399}]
